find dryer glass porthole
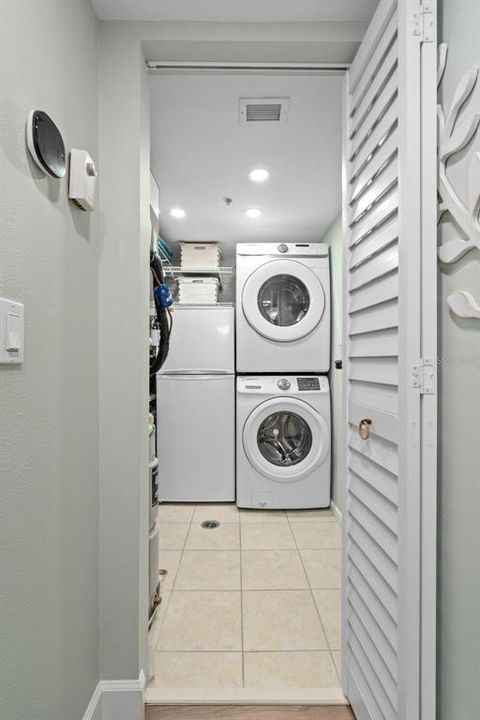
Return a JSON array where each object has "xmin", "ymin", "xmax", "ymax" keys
[
  {"xmin": 257, "ymin": 274, "xmax": 310, "ymax": 327},
  {"xmin": 257, "ymin": 411, "xmax": 313, "ymax": 467}
]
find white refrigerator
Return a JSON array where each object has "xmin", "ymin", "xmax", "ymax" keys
[{"xmin": 156, "ymin": 306, "xmax": 235, "ymax": 502}]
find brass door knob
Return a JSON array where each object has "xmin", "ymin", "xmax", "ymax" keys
[{"xmin": 358, "ymin": 418, "xmax": 372, "ymax": 440}]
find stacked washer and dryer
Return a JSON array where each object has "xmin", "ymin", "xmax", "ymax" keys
[{"xmin": 235, "ymin": 243, "xmax": 332, "ymax": 510}]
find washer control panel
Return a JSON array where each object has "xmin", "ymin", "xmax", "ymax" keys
[
  {"xmin": 297, "ymin": 377, "xmax": 321, "ymax": 391},
  {"xmin": 238, "ymin": 376, "xmax": 328, "ymax": 394}
]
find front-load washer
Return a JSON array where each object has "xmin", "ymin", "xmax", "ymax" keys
[
  {"xmin": 237, "ymin": 375, "xmax": 331, "ymax": 509},
  {"xmin": 236, "ymin": 243, "xmax": 330, "ymax": 373}
]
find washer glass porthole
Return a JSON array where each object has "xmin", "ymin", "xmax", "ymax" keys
[
  {"xmin": 257, "ymin": 274, "xmax": 310, "ymax": 327},
  {"xmin": 257, "ymin": 411, "xmax": 312, "ymax": 466}
]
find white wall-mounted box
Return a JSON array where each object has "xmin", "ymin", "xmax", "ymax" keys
[{"xmin": 69, "ymin": 148, "xmax": 97, "ymax": 211}]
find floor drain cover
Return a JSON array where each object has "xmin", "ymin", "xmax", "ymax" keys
[{"xmin": 201, "ymin": 520, "xmax": 220, "ymax": 529}]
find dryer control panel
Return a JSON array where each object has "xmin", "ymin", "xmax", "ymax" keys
[{"xmin": 237, "ymin": 242, "xmax": 329, "ymax": 258}]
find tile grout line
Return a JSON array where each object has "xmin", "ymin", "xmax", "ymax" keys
[
  {"xmin": 239, "ymin": 510, "xmax": 246, "ymax": 689},
  {"xmin": 287, "ymin": 513, "xmax": 342, "ymax": 687},
  {"xmin": 156, "ymin": 504, "xmax": 196, "ymax": 651},
  {"xmin": 154, "ymin": 649, "xmax": 335, "ymax": 653},
  {"xmin": 162, "ymin": 504, "xmax": 243, "ymax": 687}
]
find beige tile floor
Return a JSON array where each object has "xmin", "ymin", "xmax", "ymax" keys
[{"xmin": 150, "ymin": 503, "xmax": 342, "ymax": 690}]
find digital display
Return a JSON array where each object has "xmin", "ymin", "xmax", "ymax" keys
[{"xmin": 297, "ymin": 377, "xmax": 321, "ymax": 391}]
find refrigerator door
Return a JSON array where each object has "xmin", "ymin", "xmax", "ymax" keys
[
  {"xmin": 156, "ymin": 374, "xmax": 235, "ymax": 502},
  {"xmin": 160, "ymin": 305, "xmax": 234, "ymax": 374}
]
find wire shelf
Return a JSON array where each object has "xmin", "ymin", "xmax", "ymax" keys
[
  {"xmin": 172, "ymin": 302, "xmax": 234, "ymax": 308},
  {"xmin": 165, "ymin": 266, "xmax": 234, "ymax": 276}
]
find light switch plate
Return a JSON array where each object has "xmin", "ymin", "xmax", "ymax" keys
[{"xmin": 0, "ymin": 298, "xmax": 25, "ymax": 364}]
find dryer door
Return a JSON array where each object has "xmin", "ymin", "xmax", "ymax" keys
[
  {"xmin": 243, "ymin": 397, "xmax": 329, "ymax": 481},
  {"xmin": 242, "ymin": 259, "xmax": 325, "ymax": 342}
]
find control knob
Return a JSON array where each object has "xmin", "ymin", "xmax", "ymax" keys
[{"xmin": 277, "ymin": 378, "xmax": 291, "ymax": 391}]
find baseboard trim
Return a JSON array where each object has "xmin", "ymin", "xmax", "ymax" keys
[
  {"xmin": 330, "ymin": 500, "xmax": 342, "ymax": 524},
  {"xmin": 83, "ymin": 671, "xmax": 146, "ymax": 720},
  {"xmin": 82, "ymin": 682, "xmax": 103, "ymax": 720},
  {"xmin": 145, "ymin": 686, "xmax": 348, "ymax": 706}
]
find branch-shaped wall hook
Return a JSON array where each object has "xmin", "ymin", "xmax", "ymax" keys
[
  {"xmin": 437, "ymin": 51, "xmax": 480, "ymax": 264},
  {"xmin": 447, "ymin": 291, "xmax": 480, "ymax": 319},
  {"xmin": 438, "ymin": 46, "xmax": 480, "ymax": 321},
  {"xmin": 442, "ymin": 65, "xmax": 478, "ymax": 142},
  {"xmin": 439, "ymin": 153, "xmax": 480, "ymax": 262},
  {"xmin": 437, "ymin": 43, "xmax": 448, "ymax": 89},
  {"xmin": 468, "ymin": 151, "xmax": 480, "ymax": 223}
]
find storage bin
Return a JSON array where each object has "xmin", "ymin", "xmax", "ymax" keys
[
  {"xmin": 180, "ymin": 242, "xmax": 221, "ymax": 269},
  {"xmin": 178, "ymin": 276, "xmax": 220, "ymax": 304}
]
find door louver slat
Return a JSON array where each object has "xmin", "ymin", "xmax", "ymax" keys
[
  {"xmin": 350, "ymin": 81, "xmax": 398, "ymax": 158},
  {"xmin": 350, "ymin": 8, "xmax": 398, "ymax": 110},
  {"xmin": 349, "ymin": 380, "xmax": 399, "ymax": 415},
  {"xmin": 350, "ymin": 131, "xmax": 398, "ymax": 202},
  {"xmin": 349, "ymin": 593, "xmax": 397, "ymax": 682},
  {"xmin": 349, "ymin": 216, "xmax": 398, "ymax": 268},
  {"xmin": 348, "ymin": 495, "xmax": 398, "ymax": 563},
  {"xmin": 348, "ymin": 616, "xmax": 398, "ymax": 714},
  {"xmin": 348, "ymin": 537, "xmax": 398, "ymax": 615},
  {"xmin": 348, "ymin": 594, "xmax": 398, "ymax": 686},
  {"xmin": 347, "ymin": 427, "xmax": 398, "ymax": 476},
  {"xmin": 349, "ymin": 271, "xmax": 399, "ymax": 313},
  {"xmin": 349, "ymin": 449, "xmax": 398, "ymax": 505},
  {"xmin": 349, "ymin": 243, "xmax": 399, "ymax": 289},
  {"xmin": 348, "ymin": 562, "xmax": 398, "ymax": 646},
  {"xmin": 348, "ymin": 328, "xmax": 398, "ymax": 359}
]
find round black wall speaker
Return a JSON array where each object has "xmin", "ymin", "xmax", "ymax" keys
[{"xmin": 26, "ymin": 110, "xmax": 66, "ymax": 178}]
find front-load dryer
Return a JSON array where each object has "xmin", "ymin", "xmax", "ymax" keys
[
  {"xmin": 236, "ymin": 243, "xmax": 330, "ymax": 373},
  {"xmin": 236, "ymin": 375, "xmax": 331, "ymax": 509}
]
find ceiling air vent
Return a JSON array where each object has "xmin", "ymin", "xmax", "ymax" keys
[{"xmin": 239, "ymin": 97, "xmax": 290, "ymax": 125}]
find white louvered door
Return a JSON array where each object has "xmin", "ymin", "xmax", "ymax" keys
[{"xmin": 342, "ymin": 2, "xmax": 437, "ymax": 720}]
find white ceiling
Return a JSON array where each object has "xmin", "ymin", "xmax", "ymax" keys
[
  {"xmin": 150, "ymin": 73, "xmax": 343, "ymax": 258},
  {"xmin": 91, "ymin": 0, "xmax": 378, "ymax": 23}
]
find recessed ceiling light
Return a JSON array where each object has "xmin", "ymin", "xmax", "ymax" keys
[
  {"xmin": 170, "ymin": 207, "xmax": 186, "ymax": 218},
  {"xmin": 246, "ymin": 208, "xmax": 262, "ymax": 219},
  {"xmin": 248, "ymin": 168, "xmax": 269, "ymax": 183}
]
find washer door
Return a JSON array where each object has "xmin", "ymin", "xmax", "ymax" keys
[
  {"xmin": 242, "ymin": 259, "xmax": 325, "ymax": 342},
  {"xmin": 243, "ymin": 398, "xmax": 329, "ymax": 482}
]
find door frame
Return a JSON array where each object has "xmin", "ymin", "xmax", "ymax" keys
[
  {"xmin": 145, "ymin": 62, "xmax": 349, "ymax": 707},
  {"xmin": 143, "ymin": 20, "xmax": 438, "ymax": 708}
]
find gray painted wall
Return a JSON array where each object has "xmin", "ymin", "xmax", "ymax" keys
[
  {"xmin": 0, "ymin": 2, "xmax": 100, "ymax": 719},
  {"xmin": 322, "ymin": 215, "xmax": 344, "ymax": 512},
  {"xmin": 97, "ymin": 20, "xmax": 151, "ymax": 681},
  {"xmin": 437, "ymin": 1, "xmax": 480, "ymax": 718}
]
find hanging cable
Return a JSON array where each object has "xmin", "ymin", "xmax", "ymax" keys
[{"xmin": 150, "ymin": 250, "xmax": 173, "ymax": 375}]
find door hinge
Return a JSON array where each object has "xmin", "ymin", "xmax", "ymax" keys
[
  {"xmin": 412, "ymin": 359, "xmax": 436, "ymax": 394},
  {"xmin": 413, "ymin": 1, "xmax": 435, "ymax": 43}
]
